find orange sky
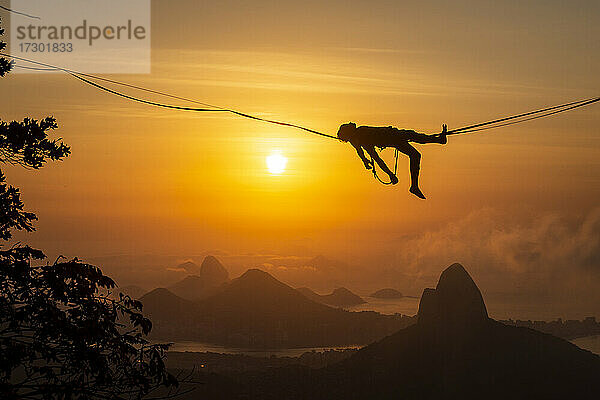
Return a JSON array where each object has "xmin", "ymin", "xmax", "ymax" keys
[{"xmin": 1, "ymin": 1, "xmax": 599, "ymax": 310}]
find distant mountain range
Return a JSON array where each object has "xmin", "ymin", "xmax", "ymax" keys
[
  {"xmin": 137, "ymin": 256, "xmax": 600, "ymax": 349},
  {"xmin": 167, "ymin": 256, "xmax": 230, "ymax": 300},
  {"xmin": 369, "ymin": 288, "xmax": 403, "ymax": 299},
  {"xmin": 297, "ymin": 287, "xmax": 366, "ymax": 307},
  {"xmin": 501, "ymin": 317, "xmax": 600, "ymax": 340},
  {"xmin": 116, "ymin": 285, "xmax": 147, "ymax": 299},
  {"xmin": 204, "ymin": 263, "xmax": 599, "ymax": 399},
  {"xmin": 141, "ymin": 268, "xmax": 413, "ymax": 348}
]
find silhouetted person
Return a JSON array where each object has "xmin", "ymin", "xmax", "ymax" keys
[{"xmin": 337, "ymin": 123, "xmax": 448, "ymax": 199}]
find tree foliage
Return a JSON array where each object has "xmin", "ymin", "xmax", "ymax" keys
[
  {"xmin": 0, "ymin": 19, "xmax": 12, "ymax": 76},
  {"xmin": 0, "ymin": 17, "xmax": 179, "ymax": 399},
  {"xmin": 0, "ymin": 249, "xmax": 178, "ymax": 399},
  {"xmin": 0, "ymin": 117, "xmax": 71, "ymax": 169},
  {"xmin": 0, "ymin": 17, "xmax": 70, "ymax": 241},
  {"xmin": 0, "ymin": 116, "xmax": 70, "ymax": 240}
]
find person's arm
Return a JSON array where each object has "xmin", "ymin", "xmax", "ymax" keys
[
  {"xmin": 351, "ymin": 142, "xmax": 372, "ymax": 169},
  {"xmin": 365, "ymin": 146, "xmax": 395, "ymax": 178}
]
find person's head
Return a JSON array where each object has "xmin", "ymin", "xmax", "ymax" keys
[{"xmin": 337, "ymin": 122, "xmax": 357, "ymax": 142}]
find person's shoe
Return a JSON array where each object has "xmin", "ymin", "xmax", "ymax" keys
[
  {"xmin": 390, "ymin": 175, "xmax": 399, "ymax": 185},
  {"xmin": 409, "ymin": 186, "xmax": 426, "ymax": 199},
  {"xmin": 438, "ymin": 124, "xmax": 448, "ymax": 144}
]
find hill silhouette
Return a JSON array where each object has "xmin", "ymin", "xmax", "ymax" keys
[
  {"xmin": 141, "ymin": 288, "xmax": 193, "ymax": 321},
  {"xmin": 176, "ymin": 260, "xmax": 201, "ymax": 274},
  {"xmin": 297, "ymin": 287, "xmax": 366, "ymax": 307},
  {"xmin": 142, "ymin": 269, "xmax": 413, "ymax": 348},
  {"xmin": 167, "ymin": 256, "xmax": 229, "ymax": 300},
  {"xmin": 311, "ymin": 264, "xmax": 600, "ymax": 399},
  {"xmin": 214, "ymin": 263, "xmax": 600, "ymax": 399},
  {"xmin": 370, "ymin": 288, "xmax": 403, "ymax": 299},
  {"xmin": 110, "ymin": 284, "xmax": 146, "ymax": 299}
]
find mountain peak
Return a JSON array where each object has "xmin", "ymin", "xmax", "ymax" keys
[
  {"xmin": 144, "ymin": 287, "xmax": 176, "ymax": 298},
  {"xmin": 241, "ymin": 268, "xmax": 269, "ymax": 276},
  {"xmin": 140, "ymin": 287, "xmax": 190, "ymax": 308},
  {"xmin": 200, "ymin": 268, "xmax": 330, "ymax": 318},
  {"xmin": 166, "ymin": 256, "xmax": 229, "ymax": 300},
  {"xmin": 176, "ymin": 260, "xmax": 200, "ymax": 274},
  {"xmin": 199, "ymin": 255, "xmax": 229, "ymax": 285},
  {"xmin": 297, "ymin": 286, "xmax": 365, "ymax": 307},
  {"xmin": 237, "ymin": 268, "xmax": 282, "ymax": 286},
  {"xmin": 418, "ymin": 263, "xmax": 488, "ymax": 326},
  {"xmin": 328, "ymin": 287, "xmax": 366, "ymax": 307},
  {"xmin": 331, "ymin": 287, "xmax": 353, "ymax": 296}
]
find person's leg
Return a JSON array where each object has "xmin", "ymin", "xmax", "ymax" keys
[
  {"xmin": 395, "ymin": 142, "xmax": 425, "ymax": 199},
  {"xmin": 400, "ymin": 129, "xmax": 445, "ymax": 145},
  {"xmin": 365, "ymin": 146, "xmax": 398, "ymax": 184}
]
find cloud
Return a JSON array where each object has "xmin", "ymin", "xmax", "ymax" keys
[
  {"xmin": 85, "ymin": 208, "xmax": 599, "ymax": 317},
  {"xmin": 338, "ymin": 47, "xmax": 432, "ymax": 55},
  {"xmin": 387, "ymin": 208, "xmax": 600, "ymax": 306}
]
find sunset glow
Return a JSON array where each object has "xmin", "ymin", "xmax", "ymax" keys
[{"xmin": 266, "ymin": 153, "xmax": 287, "ymax": 175}]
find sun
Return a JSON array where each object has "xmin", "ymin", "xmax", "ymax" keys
[{"xmin": 266, "ymin": 153, "xmax": 287, "ymax": 175}]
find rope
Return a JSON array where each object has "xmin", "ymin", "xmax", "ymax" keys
[
  {"xmin": 0, "ymin": 5, "xmax": 41, "ymax": 19},
  {"xmin": 70, "ymin": 73, "xmax": 340, "ymax": 139},
  {"xmin": 447, "ymin": 97, "xmax": 600, "ymax": 135},
  {"xmin": 13, "ymin": 65, "xmax": 57, "ymax": 72},
  {"xmin": 12, "ymin": 61, "xmax": 223, "ymax": 109},
  {"xmin": 1, "ymin": 53, "xmax": 339, "ymax": 141},
  {"xmin": 68, "ymin": 73, "xmax": 232, "ymax": 112}
]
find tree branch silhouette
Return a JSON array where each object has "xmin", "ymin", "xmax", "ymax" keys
[{"xmin": 0, "ymin": 17, "xmax": 184, "ymax": 399}]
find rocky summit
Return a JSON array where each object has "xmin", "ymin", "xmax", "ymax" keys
[
  {"xmin": 418, "ymin": 262, "xmax": 488, "ymax": 326},
  {"xmin": 199, "ymin": 255, "xmax": 229, "ymax": 287}
]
